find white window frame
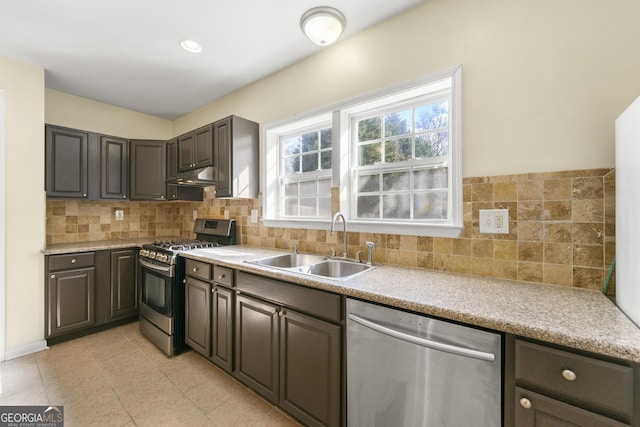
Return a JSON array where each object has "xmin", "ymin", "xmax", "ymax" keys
[{"xmin": 263, "ymin": 65, "xmax": 462, "ymax": 237}]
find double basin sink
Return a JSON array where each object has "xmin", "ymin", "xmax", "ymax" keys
[{"xmin": 246, "ymin": 252, "xmax": 373, "ymax": 280}]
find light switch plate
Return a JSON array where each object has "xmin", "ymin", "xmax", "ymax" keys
[
  {"xmin": 115, "ymin": 210, "xmax": 124, "ymax": 221},
  {"xmin": 479, "ymin": 209, "xmax": 509, "ymax": 234},
  {"xmin": 250, "ymin": 209, "xmax": 258, "ymax": 223}
]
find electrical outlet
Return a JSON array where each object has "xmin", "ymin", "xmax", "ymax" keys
[
  {"xmin": 251, "ymin": 209, "xmax": 258, "ymax": 223},
  {"xmin": 193, "ymin": 210, "xmax": 198, "ymax": 221},
  {"xmin": 479, "ymin": 209, "xmax": 509, "ymax": 234},
  {"xmin": 115, "ymin": 210, "xmax": 124, "ymax": 221},
  {"xmin": 224, "ymin": 209, "xmax": 230, "ymax": 219}
]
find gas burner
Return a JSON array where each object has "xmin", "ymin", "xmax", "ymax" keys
[{"xmin": 168, "ymin": 241, "xmax": 220, "ymax": 251}]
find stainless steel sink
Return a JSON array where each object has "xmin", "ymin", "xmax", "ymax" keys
[
  {"xmin": 306, "ymin": 259, "xmax": 372, "ymax": 279},
  {"xmin": 246, "ymin": 253, "xmax": 328, "ymax": 269}
]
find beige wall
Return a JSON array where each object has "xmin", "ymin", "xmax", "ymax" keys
[
  {"xmin": 175, "ymin": 0, "xmax": 640, "ymax": 177},
  {"xmin": 0, "ymin": 56, "xmax": 46, "ymax": 353},
  {"xmin": 45, "ymin": 89, "xmax": 173, "ymax": 140}
]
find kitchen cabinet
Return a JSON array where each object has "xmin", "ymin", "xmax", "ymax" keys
[
  {"xmin": 234, "ymin": 271, "xmax": 342, "ymax": 427},
  {"xmin": 46, "ymin": 252, "xmax": 96, "ymax": 337},
  {"xmin": 506, "ymin": 336, "xmax": 639, "ymax": 426},
  {"xmin": 178, "ymin": 124, "xmax": 213, "ymax": 172},
  {"xmin": 45, "ymin": 125, "xmax": 90, "ymax": 198},
  {"xmin": 213, "ymin": 116, "xmax": 259, "ymax": 198},
  {"xmin": 184, "ymin": 259, "xmax": 234, "ymax": 373},
  {"xmin": 100, "ymin": 135, "xmax": 129, "ymax": 200},
  {"xmin": 166, "ymin": 138, "xmax": 204, "ymax": 201},
  {"xmin": 129, "ymin": 139, "xmax": 166, "ymax": 200},
  {"xmin": 45, "ymin": 248, "xmax": 138, "ymax": 343}
]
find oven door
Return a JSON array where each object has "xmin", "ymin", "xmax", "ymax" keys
[{"xmin": 139, "ymin": 258, "xmax": 173, "ymax": 317}]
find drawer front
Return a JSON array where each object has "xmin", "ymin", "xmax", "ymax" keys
[
  {"xmin": 515, "ymin": 340, "xmax": 634, "ymax": 419},
  {"xmin": 185, "ymin": 259, "xmax": 212, "ymax": 281},
  {"xmin": 236, "ymin": 271, "xmax": 342, "ymax": 323},
  {"xmin": 48, "ymin": 252, "xmax": 95, "ymax": 271},
  {"xmin": 213, "ymin": 266, "xmax": 233, "ymax": 287}
]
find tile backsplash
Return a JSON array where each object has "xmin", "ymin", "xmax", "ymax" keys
[{"xmin": 46, "ymin": 168, "xmax": 616, "ymax": 295}]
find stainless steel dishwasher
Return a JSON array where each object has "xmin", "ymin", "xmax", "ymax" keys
[{"xmin": 347, "ymin": 298, "xmax": 502, "ymax": 426}]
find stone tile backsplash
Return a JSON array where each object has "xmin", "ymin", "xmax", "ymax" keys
[{"xmin": 46, "ymin": 168, "xmax": 616, "ymax": 294}]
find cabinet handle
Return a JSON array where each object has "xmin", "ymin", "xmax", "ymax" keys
[
  {"xmin": 50, "ymin": 274, "xmax": 56, "ymax": 279},
  {"xmin": 561, "ymin": 369, "xmax": 577, "ymax": 381},
  {"xmin": 218, "ymin": 274, "xmax": 225, "ymax": 280},
  {"xmin": 519, "ymin": 398, "xmax": 532, "ymax": 409},
  {"xmin": 236, "ymin": 290, "xmax": 241, "ymax": 295},
  {"xmin": 122, "ymin": 195, "xmax": 127, "ymax": 199},
  {"xmin": 271, "ymin": 308, "xmax": 277, "ymax": 315},
  {"xmin": 183, "ymin": 279, "xmax": 187, "ymax": 284},
  {"xmin": 192, "ymin": 267, "xmax": 198, "ymax": 273},
  {"xmin": 82, "ymin": 193, "xmax": 87, "ymax": 197},
  {"xmin": 279, "ymin": 309, "xmax": 286, "ymax": 317},
  {"xmin": 71, "ymin": 258, "xmax": 76, "ymax": 264}
]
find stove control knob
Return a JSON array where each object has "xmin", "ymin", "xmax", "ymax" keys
[
  {"xmin": 149, "ymin": 251, "xmax": 156, "ymax": 259},
  {"xmin": 140, "ymin": 249, "xmax": 148, "ymax": 257},
  {"xmin": 160, "ymin": 254, "xmax": 168, "ymax": 262}
]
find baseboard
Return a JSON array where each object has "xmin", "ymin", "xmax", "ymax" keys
[{"xmin": 4, "ymin": 340, "xmax": 48, "ymax": 361}]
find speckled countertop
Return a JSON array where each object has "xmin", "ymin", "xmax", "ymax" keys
[
  {"xmin": 42, "ymin": 237, "xmax": 178, "ymax": 255},
  {"xmin": 43, "ymin": 241, "xmax": 640, "ymax": 363}
]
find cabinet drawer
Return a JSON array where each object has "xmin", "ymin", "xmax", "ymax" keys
[
  {"xmin": 236, "ymin": 271, "xmax": 342, "ymax": 323},
  {"xmin": 48, "ymin": 252, "xmax": 95, "ymax": 271},
  {"xmin": 515, "ymin": 340, "xmax": 634, "ymax": 419},
  {"xmin": 185, "ymin": 259, "xmax": 212, "ymax": 281},
  {"xmin": 213, "ymin": 266, "xmax": 233, "ymax": 287}
]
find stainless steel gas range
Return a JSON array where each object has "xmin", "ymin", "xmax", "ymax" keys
[{"xmin": 138, "ymin": 218, "xmax": 236, "ymax": 356}]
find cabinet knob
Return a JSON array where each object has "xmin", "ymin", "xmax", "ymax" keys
[
  {"xmin": 519, "ymin": 398, "xmax": 532, "ymax": 409},
  {"xmin": 50, "ymin": 274, "xmax": 56, "ymax": 279},
  {"xmin": 279, "ymin": 310, "xmax": 286, "ymax": 317},
  {"xmin": 561, "ymin": 369, "xmax": 577, "ymax": 381},
  {"xmin": 122, "ymin": 195, "xmax": 127, "ymax": 199},
  {"xmin": 183, "ymin": 279, "xmax": 187, "ymax": 284},
  {"xmin": 71, "ymin": 258, "xmax": 76, "ymax": 264},
  {"xmin": 218, "ymin": 274, "xmax": 225, "ymax": 280},
  {"xmin": 82, "ymin": 193, "xmax": 87, "ymax": 197},
  {"xmin": 193, "ymin": 267, "xmax": 198, "ymax": 272},
  {"xmin": 271, "ymin": 308, "xmax": 277, "ymax": 315}
]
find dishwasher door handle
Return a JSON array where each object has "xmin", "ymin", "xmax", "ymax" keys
[{"xmin": 348, "ymin": 313, "xmax": 496, "ymax": 362}]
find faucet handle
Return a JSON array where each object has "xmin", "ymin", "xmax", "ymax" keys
[
  {"xmin": 330, "ymin": 247, "xmax": 336, "ymax": 257},
  {"xmin": 365, "ymin": 241, "xmax": 376, "ymax": 250},
  {"xmin": 293, "ymin": 245, "xmax": 298, "ymax": 254},
  {"xmin": 355, "ymin": 251, "xmax": 362, "ymax": 263}
]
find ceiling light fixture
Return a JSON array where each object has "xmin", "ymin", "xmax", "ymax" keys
[
  {"xmin": 300, "ymin": 6, "xmax": 346, "ymax": 46},
  {"xmin": 179, "ymin": 39, "xmax": 203, "ymax": 53}
]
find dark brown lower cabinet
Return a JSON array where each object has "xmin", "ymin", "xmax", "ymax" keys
[
  {"xmin": 185, "ymin": 277, "xmax": 212, "ymax": 356},
  {"xmin": 46, "ymin": 267, "xmax": 96, "ymax": 337},
  {"xmin": 234, "ymin": 291, "xmax": 341, "ymax": 427},
  {"xmin": 109, "ymin": 249, "xmax": 138, "ymax": 320},
  {"xmin": 211, "ymin": 285, "xmax": 234, "ymax": 372}
]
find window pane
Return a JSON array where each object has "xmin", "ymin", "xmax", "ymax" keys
[
  {"xmin": 283, "ymin": 137, "xmax": 300, "ymax": 156},
  {"xmin": 385, "ymin": 110, "xmax": 411, "ymax": 137},
  {"xmin": 358, "ymin": 117, "xmax": 381, "ymax": 142},
  {"xmin": 284, "ymin": 199, "xmax": 298, "ymax": 216},
  {"xmin": 383, "ymin": 194, "xmax": 410, "ymax": 219},
  {"xmin": 385, "ymin": 138, "xmax": 412, "ymax": 163},
  {"xmin": 301, "ymin": 132, "xmax": 318, "ymax": 152},
  {"xmin": 358, "ymin": 173, "xmax": 380, "ymax": 193},
  {"xmin": 301, "ymin": 153, "xmax": 318, "ymax": 172},
  {"xmin": 318, "ymin": 196, "xmax": 332, "ymax": 217},
  {"xmin": 383, "ymin": 171, "xmax": 410, "ymax": 191},
  {"xmin": 320, "ymin": 128, "xmax": 332, "ymax": 149},
  {"xmin": 359, "ymin": 142, "xmax": 381, "ymax": 166},
  {"xmin": 299, "ymin": 197, "xmax": 317, "ymax": 216},
  {"xmin": 284, "ymin": 156, "xmax": 300, "ymax": 174},
  {"xmin": 357, "ymin": 195, "xmax": 380, "ymax": 218},
  {"xmin": 415, "ymin": 130, "xmax": 449, "ymax": 158},
  {"xmin": 318, "ymin": 178, "xmax": 331, "ymax": 194},
  {"xmin": 414, "ymin": 167, "xmax": 448, "ymax": 190},
  {"xmin": 414, "ymin": 192, "xmax": 448, "ymax": 219},
  {"xmin": 321, "ymin": 151, "xmax": 331, "ymax": 170},
  {"xmin": 284, "ymin": 182, "xmax": 298, "ymax": 196},
  {"xmin": 299, "ymin": 180, "xmax": 317, "ymax": 195},
  {"xmin": 415, "ymin": 101, "xmax": 448, "ymax": 131}
]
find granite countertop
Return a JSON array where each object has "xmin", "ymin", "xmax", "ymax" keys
[
  {"xmin": 42, "ymin": 241, "xmax": 640, "ymax": 363},
  {"xmin": 180, "ymin": 246, "xmax": 640, "ymax": 363}
]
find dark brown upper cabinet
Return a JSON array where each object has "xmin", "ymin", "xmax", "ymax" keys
[
  {"xmin": 129, "ymin": 139, "xmax": 166, "ymax": 200},
  {"xmin": 178, "ymin": 124, "xmax": 213, "ymax": 172},
  {"xmin": 213, "ymin": 116, "xmax": 259, "ymax": 198},
  {"xmin": 45, "ymin": 125, "xmax": 90, "ymax": 198},
  {"xmin": 100, "ymin": 135, "xmax": 129, "ymax": 200}
]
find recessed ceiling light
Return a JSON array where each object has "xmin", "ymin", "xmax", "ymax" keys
[{"xmin": 179, "ymin": 39, "xmax": 203, "ymax": 53}]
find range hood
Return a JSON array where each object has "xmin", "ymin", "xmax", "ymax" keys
[{"xmin": 167, "ymin": 166, "xmax": 216, "ymax": 187}]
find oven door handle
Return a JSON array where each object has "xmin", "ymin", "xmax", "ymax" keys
[{"xmin": 139, "ymin": 258, "xmax": 174, "ymax": 276}]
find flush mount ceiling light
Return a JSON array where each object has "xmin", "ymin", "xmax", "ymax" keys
[
  {"xmin": 300, "ymin": 6, "xmax": 346, "ymax": 46},
  {"xmin": 179, "ymin": 39, "xmax": 202, "ymax": 53}
]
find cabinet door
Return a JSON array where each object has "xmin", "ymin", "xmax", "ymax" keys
[
  {"xmin": 100, "ymin": 136, "xmax": 129, "ymax": 200},
  {"xmin": 211, "ymin": 285, "xmax": 234, "ymax": 372},
  {"xmin": 280, "ymin": 309, "xmax": 341, "ymax": 427},
  {"xmin": 110, "ymin": 249, "xmax": 138, "ymax": 320},
  {"xmin": 515, "ymin": 387, "xmax": 630, "ymax": 427},
  {"xmin": 45, "ymin": 126, "xmax": 89, "ymax": 198},
  {"xmin": 178, "ymin": 132, "xmax": 195, "ymax": 171},
  {"xmin": 185, "ymin": 277, "xmax": 212, "ymax": 356},
  {"xmin": 194, "ymin": 124, "xmax": 213, "ymax": 169},
  {"xmin": 46, "ymin": 267, "xmax": 95, "ymax": 337},
  {"xmin": 234, "ymin": 293, "xmax": 279, "ymax": 403},
  {"xmin": 129, "ymin": 140, "xmax": 166, "ymax": 200},
  {"xmin": 213, "ymin": 117, "xmax": 232, "ymax": 197}
]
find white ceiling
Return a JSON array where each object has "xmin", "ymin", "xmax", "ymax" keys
[{"xmin": 0, "ymin": 0, "xmax": 423, "ymax": 120}]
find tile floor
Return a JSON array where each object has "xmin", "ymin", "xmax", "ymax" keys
[{"xmin": 0, "ymin": 322, "xmax": 301, "ymax": 426}]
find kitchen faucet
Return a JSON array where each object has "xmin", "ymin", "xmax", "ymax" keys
[{"xmin": 330, "ymin": 212, "xmax": 347, "ymax": 258}]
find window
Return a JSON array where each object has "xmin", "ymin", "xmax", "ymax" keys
[{"xmin": 263, "ymin": 65, "xmax": 462, "ymax": 236}]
